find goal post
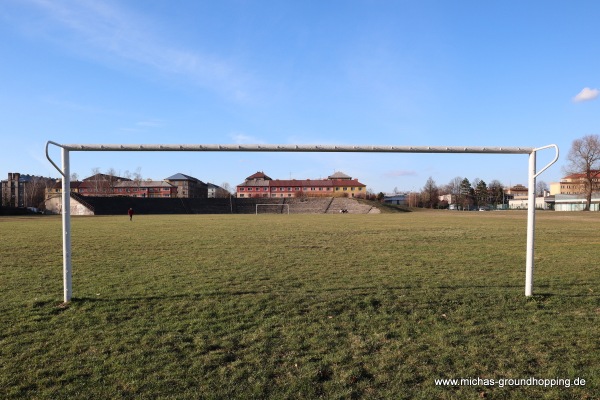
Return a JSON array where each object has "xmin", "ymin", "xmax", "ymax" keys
[
  {"xmin": 46, "ymin": 141, "xmax": 559, "ymax": 301},
  {"xmin": 256, "ymin": 203, "xmax": 290, "ymax": 214}
]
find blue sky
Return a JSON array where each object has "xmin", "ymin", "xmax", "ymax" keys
[{"xmin": 1, "ymin": 0, "xmax": 598, "ymax": 193}]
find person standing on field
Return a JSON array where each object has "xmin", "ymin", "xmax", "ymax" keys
[{"xmin": 128, "ymin": 207, "xmax": 134, "ymax": 221}]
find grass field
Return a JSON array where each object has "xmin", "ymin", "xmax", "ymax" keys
[{"xmin": 1, "ymin": 211, "xmax": 598, "ymax": 399}]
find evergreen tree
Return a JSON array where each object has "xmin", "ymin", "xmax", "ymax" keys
[
  {"xmin": 475, "ymin": 180, "xmax": 488, "ymax": 208},
  {"xmin": 459, "ymin": 178, "xmax": 474, "ymax": 210}
]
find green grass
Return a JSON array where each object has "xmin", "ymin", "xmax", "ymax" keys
[{"xmin": 1, "ymin": 211, "xmax": 598, "ymax": 399}]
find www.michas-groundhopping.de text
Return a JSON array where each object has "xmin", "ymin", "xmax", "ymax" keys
[{"xmin": 435, "ymin": 377, "xmax": 586, "ymax": 388}]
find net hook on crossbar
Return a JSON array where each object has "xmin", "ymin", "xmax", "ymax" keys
[
  {"xmin": 532, "ymin": 144, "xmax": 560, "ymax": 178},
  {"xmin": 45, "ymin": 141, "xmax": 67, "ymax": 177}
]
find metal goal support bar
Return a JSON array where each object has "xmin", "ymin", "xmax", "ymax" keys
[{"xmin": 46, "ymin": 141, "xmax": 559, "ymax": 302}]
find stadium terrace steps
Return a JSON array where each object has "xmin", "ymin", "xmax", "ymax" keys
[
  {"xmin": 63, "ymin": 196, "xmax": 379, "ymax": 215},
  {"xmin": 283, "ymin": 197, "xmax": 332, "ymax": 214},
  {"xmin": 326, "ymin": 197, "xmax": 379, "ymax": 214}
]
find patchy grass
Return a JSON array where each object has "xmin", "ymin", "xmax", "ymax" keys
[{"xmin": 0, "ymin": 211, "xmax": 598, "ymax": 399}]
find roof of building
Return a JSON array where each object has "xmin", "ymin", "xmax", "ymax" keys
[
  {"xmin": 506, "ymin": 184, "xmax": 528, "ymax": 191},
  {"xmin": 165, "ymin": 173, "xmax": 204, "ymax": 183},
  {"xmin": 51, "ymin": 180, "xmax": 82, "ymax": 189},
  {"xmin": 270, "ymin": 179, "xmax": 332, "ymax": 187},
  {"xmin": 115, "ymin": 181, "xmax": 175, "ymax": 188},
  {"xmin": 561, "ymin": 170, "xmax": 600, "ymax": 180},
  {"xmin": 237, "ymin": 169, "xmax": 366, "ymax": 188},
  {"xmin": 78, "ymin": 181, "xmax": 107, "ymax": 189},
  {"xmin": 238, "ymin": 178, "xmax": 366, "ymax": 188},
  {"xmin": 246, "ymin": 171, "xmax": 272, "ymax": 180},
  {"xmin": 206, "ymin": 182, "xmax": 225, "ymax": 189},
  {"xmin": 327, "ymin": 171, "xmax": 352, "ymax": 180},
  {"xmin": 2, "ymin": 174, "xmax": 55, "ymax": 183},
  {"xmin": 83, "ymin": 173, "xmax": 131, "ymax": 182}
]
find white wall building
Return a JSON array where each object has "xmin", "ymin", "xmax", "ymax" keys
[
  {"xmin": 554, "ymin": 194, "xmax": 600, "ymax": 211},
  {"xmin": 508, "ymin": 196, "xmax": 551, "ymax": 210}
]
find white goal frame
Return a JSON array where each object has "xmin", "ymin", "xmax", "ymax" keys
[
  {"xmin": 256, "ymin": 203, "xmax": 290, "ymax": 214},
  {"xmin": 46, "ymin": 141, "xmax": 559, "ymax": 302}
]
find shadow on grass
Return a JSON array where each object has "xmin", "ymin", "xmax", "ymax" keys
[
  {"xmin": 63, "ymin": 282, "xmax": 600, "ymax": 306},
  {"xmin": 532, "ymin": 292, "xmax": 600, "ymax": 298}
]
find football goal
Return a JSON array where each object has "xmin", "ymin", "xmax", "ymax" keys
[
  {"xmin": 46, "ymin": 142, "xmax": 559, "ymax": 302},
  {"xmin": 256, "ymin": 204, "xmax": 290, "ymax": 214}
]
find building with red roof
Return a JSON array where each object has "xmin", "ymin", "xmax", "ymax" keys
[
  {"xmin": 236, "ymin": 171, "xmax": 367, "ymax": 199},
  {"xmin": 558, "ymin": 170, "xmax": 600, "ymax": 195}
]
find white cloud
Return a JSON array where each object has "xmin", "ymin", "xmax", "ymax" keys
[
  {"xmin": 230, "ymin": 133, "xmax": 264, "ymax": 144},
  {"xmin": 19, "ymin": 0, "xmax": 256, "ymax": 103},
  {"xmin": 119, "ymin": 119, "xmax": 165, "ymax": 133},
  {"xmin": 136, "ymin": 119, "xmax": 164, "ymax": 128},
  {"xmin": 384, "ymin": 170, "xmax": 417, "ymax": 178},
  {"xmin": 573, "ymin": 87, "xmax": 599, "ymax": 103}
]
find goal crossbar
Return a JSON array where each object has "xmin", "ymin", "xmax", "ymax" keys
[
  {"xmin": 49, "ymin": 143, "xmax": 536, "ymax": 153},
  {"xmin": 46, "ymin": 141, "xmax": 559, "ymax": 301}
]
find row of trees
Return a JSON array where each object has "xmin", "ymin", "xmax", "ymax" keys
[
  {"xmin": 414, "ymin": 177, "xmax": 549, "ymax": 210},
  {"xmin": 412, "ymin": 134, "xmax": 600, "ymax": 210},
  {"xmin": 421, "ymin": 177, "xmax": 497, "ymax": 209}
]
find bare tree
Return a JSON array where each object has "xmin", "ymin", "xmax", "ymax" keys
[
  {"xmin": 22, "ymin": 177, "xmax": 36, "ymax": 208},
  {"xmin": 1, "ymin": 184, "xmax": 10, "ymax": 207},
  {"xmin": 488, "ymin": 180, "xmax": 504, "ymax": 207},
  {"xmin": 22, "ymin": 176, "xmax": 52, "ymax": 208},
  {"xmin": 442, "ymin": 177, "xmax": 462, "ymax": 207},
  {"xmin": 90, "ymin": 167, "xmax": 102, "ymax": 194},
  {"xmin": 215, "ymin": 182, "xmax": 233, "ymax": 198},
  {"xmin": 132, "ymin": 167, "xmax": 143, "ymax": 190},
  {"xmin": 105, "ymin": 167, "xmax": 119, "ymax": 195},
  {"xmin": 536, "ymin": 180, "xmax": 549, "ymax": 197},
  {"xmin": 421, "ymin": 176, "xmax": 439, "ymax": 208},
  {"xmin": 221, "ymin": 182, "xmax": 233, "ymax": 194},
  {"xmin": 364, "ymin": 188, "xmax": 377, "ymax": 201},
  {"xmin": 565, "ymin": 134, "xmax": 600, "ymax": 211}
]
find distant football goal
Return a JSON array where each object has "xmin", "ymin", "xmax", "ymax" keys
[
  {"xmin": 256, "ymin": 203, "xmax": 290, "ymax": 214},
  {"xmin": 46, "ymin": 141, "xmax": 558, "ymax": 301}
]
